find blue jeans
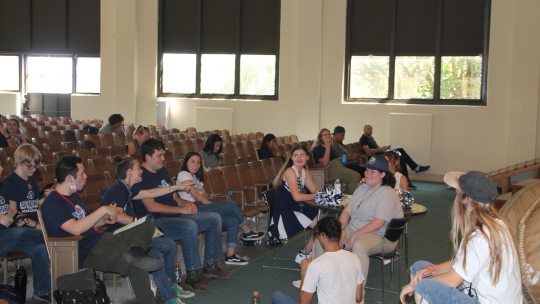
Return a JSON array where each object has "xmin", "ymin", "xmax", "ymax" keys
[
  {"xmin": 0, "ymin": 227, "xmax": 51, "ymax": 296},
  {"xmin": 271, "ymin": 291, "xmax": 299, "ymax": 304},
  {"xmin": 148, "ymin": 237, "xmax": 177, "ymax": 302},
  {"xmin": 410, "ymin": 261, "xmax": 480, "ymax": 304},
  {"xmin": 155, "ymin": 211, "xmax": 222, "ymax": 271},
  {"xmin": 197, "ymin": 200, "xmax": 246, "ymax": 249}
]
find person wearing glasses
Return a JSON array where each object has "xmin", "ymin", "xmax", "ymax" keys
[
  {"xmin": 359, "ymin": 124, "xmax": 430, "ymax": 190},
  {"xmin": 400, "ymin": 171, "xmax": 522, "ymax": 304},
  {"xmin": 271, "ymin": 217, "xmax": 363, "ymax": 304},
  {"xmin": 2, "ymin": 144, "xmax": 52, "ymax": 230},
  {"xmin": 383, "ymin": 150, "xmax": 409, "ymax": 191},
  {"xmin": 312, "ymin": 128, "xmax": 361, "ymax": 194},
  {"xmin": 98, "ymin": 113, "xmax": 124, "ymax": 135},
  {"xmin": 331, "ymin": 126, "xmax": 365, "ymax": 178},
  {"xmin": 268, "ymin": 145, "xmax": 319, "ymax": 264}
]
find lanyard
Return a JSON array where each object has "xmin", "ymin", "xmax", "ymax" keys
[{"xmin": 54, "ymin": 189, "xmax": 99, "ymax": 232}]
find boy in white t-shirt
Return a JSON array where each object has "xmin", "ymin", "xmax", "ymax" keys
[{"xmin": 271, "ymin": 217, "xmax": 363, "ymax": 304}]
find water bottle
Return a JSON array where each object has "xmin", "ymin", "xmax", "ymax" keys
[
  {"xmin": 15, "ymin": 266, "xmax": 27, "ymax": 303},
  {"xmin": 175, "ymin": 262, "xmax": 182, "ymax": 283},
  {"xmin": 251, "ymin": 291, "xmax": 261, "ymax": 304},
  {"xmin": 334, "ymin": 179, "xmax": 341, "ymax": 194}
]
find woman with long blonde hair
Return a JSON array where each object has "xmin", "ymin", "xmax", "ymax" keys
[
  {"xmin": 127, "ymin": 125, "xmax": 150, "ymax": 155},
  {"xmin": 268, "ymin": 144, "xmax": 320, "ymax": 263},
  {"xmin": 400, "ymin": 171, "xmax": 522, "ymax": 304}
]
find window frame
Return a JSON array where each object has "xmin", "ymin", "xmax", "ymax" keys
[
  {"xmin": 343, "ymin": 0, "xmax": 491, "ymax": 106},
  {"xmin": 157, "ymin": 0, "xmax": 281, "ymax": 101}
]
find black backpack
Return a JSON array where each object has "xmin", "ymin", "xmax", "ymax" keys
[{"xmin": 53, "ymin": 269, "xmax": 110, "ymax": 304}]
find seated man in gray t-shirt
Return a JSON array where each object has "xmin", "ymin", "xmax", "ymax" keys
[{"xmin": 98, "ymin": 113, "xmax": 124, "ymax": 135}]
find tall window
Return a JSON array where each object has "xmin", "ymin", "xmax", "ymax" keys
[
  {"xmin": 0, "ymin": 55, "xmax": 19, "ymax": 91},
  {"xmin": 158, "ymin": 0, "xmax": 280, "ymax": 100},
  {"xmin": 76, "ymin": 57, "xmax": 101, "ymax": 94},
  {"xmin": 345, "ymin": 0, "xmax": 490, "ymax": 105}
]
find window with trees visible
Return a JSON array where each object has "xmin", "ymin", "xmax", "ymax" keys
[
  {"xmin": 158, "ymin": 0, "xmax": 280, "ymax": 100},
  {"xmin": 345, "ymin": 0, "xmax": 490, "ymax": 105}
]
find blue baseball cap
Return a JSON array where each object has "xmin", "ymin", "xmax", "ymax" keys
[
  {"xmin": 332, "ymin": 126, "xmax": 345, "ymax": 135},
  {"xmin": 361, "ymin": 155, "xmax": 389, "ymax": 171}
]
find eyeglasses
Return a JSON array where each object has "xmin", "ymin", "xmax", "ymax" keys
[
  {"xmin": 23, "ymin": 163, "xmax": 41, "ymax": 170},
  {"xmin": 322, "ymin": 133, "xmax": 331, "ymax": 137}
]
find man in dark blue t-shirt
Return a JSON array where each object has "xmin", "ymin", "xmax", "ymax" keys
[
  {"xmin": 41, "ymin": 156, "xmax": 163, "ymax": 304},
  {"xmin": 0, "ymin": 157, "xmax": 52, "ymax": 302},
  {"xmin": 131, "ymin": 138, "xmax": 230, "ymax": 292},
  {"xmin": 359, "ymin": 124, "xmax": 430, "ymax": 189}
]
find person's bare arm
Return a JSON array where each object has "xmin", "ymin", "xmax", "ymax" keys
[
  {"xmin": 299, "ymin": 291, "xmax": 315, "ymax": 304},
  {"xmin": 127, "ymin": 142, "xmax": 136, "ymax": 155},
  {"xmin": 140, "ymin": 197, "xmax": 194, "ymax": 215},
  {"xmin": 303, "ymin": 171, "xmax": 320, "ymax": 194},
  {"xmin": 132, "ymin": 184, "xmax": 192, "ymax": 200},
  {"xmin": 399, "ymin": 175, "xmax": 409, "ymax": 191},
  {"xmin": 60, "ymin": 206, "xmax": 117, "ymax": 235},
  {"xmin": 356, "ymin": 284, "xmax": 363, "ymax": 303},
  {"xmin": 339, "ymin": 203, "xmax": 352, "ymax": 247},
  {"xmin": 172, "ymin": 192, "xmax": 198, "ymax": 215},
  {"xmin": 345, "ymin": 218, "xmax": 385, "ymax": 251},
  {"xmin": 362, "ymin": 144, "xmax": 385, "ymax": 155},
  {"xmin": 318, "ymin": 143, "xmax": 332, "ymax": 166},
  {"xmin": 114, "ymin": 207, "xmax": 134, "ymax": 225},
  {"xmin": 285, "ymin": 169, "xmax": 316, "ymax": 202},
  {"xmin": 299, "ymin": 257, "xmax": 315, "ymax": 304},
  {"xmin": 181, "ymin": 179, "xmax": 212, "ymax": 204}
]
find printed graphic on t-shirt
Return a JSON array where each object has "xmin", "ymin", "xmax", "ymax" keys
[
  {"xmin": 159, "ymin": 180, "xmax": 171, "ymax": 188},
  {"xmin": 0, "ymin": 197, "xmax": 8, "ymax": 215},
  {"xmin": 19, "ymin": 199, "xmax": 39, "ymax": 215},
  {"xmin": 27, "ymin": 191, "xmax": 35, "ymax": 200},
  {"xmin": 71, "ymin": 205, "xmax": 87, "ymax": 220}
]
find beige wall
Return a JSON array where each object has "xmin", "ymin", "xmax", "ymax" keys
[{"xmin": 1, "ymin": 0, "xmax": 538, "ymax": 177}]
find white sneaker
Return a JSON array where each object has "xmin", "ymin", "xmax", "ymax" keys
[
  {"xmin": 383, "ymin": 258, "xmax": 392, "ymax": 265},
  {"xmin": 295, "ymin": 250, "xmax": 312, "ymax": 264},
  {"xmin": 292, "ymin": 280, "xmax": 301, "ymax": 288}
]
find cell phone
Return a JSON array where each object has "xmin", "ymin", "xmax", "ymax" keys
[
  {"xmin": 10, "ymin": 214, "xmax": 28, "ymax": 228},
  {"xmin": 207, "ymin": 194, "xmax": 219, "ymax": 200},
  {"xmin": 387, "ymin": 145, "xmax": 392, "ymax": 150}
]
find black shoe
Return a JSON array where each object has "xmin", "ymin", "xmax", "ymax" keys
[
  {"xmin": 415, "ymin": 165, "xmax": 430, "ymax": 175},
  {"xmin": 123, "ymin": 246, "xmax": 164, "ymax": 271},
  {"xmin": 241, "ymin": 230, "xmax": 265, "ymax": 241},
  {"xmin": 32, "ymin": 294, "xmax": 51, "ymax": 303},
  {"xmin": 408, "ymin": 183, "xmax": 417, "ymax": 190},
  {"xmin": 224, "ymin": 253, "xmax": 248, "ymax": 265}
]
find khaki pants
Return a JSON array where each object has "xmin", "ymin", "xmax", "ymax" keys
[
  {"xmin": 326, "ymin": 159, "xmax": 361, "ymax": 194},
  {"xmin": 313, "ymin": 225, "xmax": 397, "ymax": 296}
]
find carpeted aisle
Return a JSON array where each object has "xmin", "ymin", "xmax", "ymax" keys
[{"xmin": 179, "ymin": 181, "xmax": 457, "ymax": 304}]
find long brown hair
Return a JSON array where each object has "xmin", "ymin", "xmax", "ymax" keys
[
  {"xmin": 273, "ymin": 144, "xmax": 310, "ymax": 188},
  {"xmin": 383, "ymin": 151, "xmax": 401, "ymax": 173},
  {"xmin": 314, "ymin": 128, "xmax": 330, "ymax": 150},
  {"xmin": 451, "ymin": 191, "xmax": 518, "ymax": 285}
]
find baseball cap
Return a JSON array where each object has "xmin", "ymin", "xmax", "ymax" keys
[
  {"xmin": 361, "ymin": 155, "xmax": 389, "ymax": 171},
  {"xmin": 332, "ymin": 126, "xmax": 345, "ymax": 135},
  {"xmin": 444, "ymin": 171, "xmax": 499, "ymax": 204}
]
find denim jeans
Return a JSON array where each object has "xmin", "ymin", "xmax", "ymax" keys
[
  {"xmin": 271, "ymin": 291, "xmax": 299, "ymax": 304},
  {"xmin": 155, "ymin": 211, "xmax": 222, "ymax": 271},
  {"xmin": 148, "ymin": 237, "xmax": 177, "ymax": 302},
  {"xmin": 410, "ymin": 261, "xmax": 480, "ymax": 304},
  {"xmin": 197, "ymin": 200, "xmax": 246, "ymax": 249},
  {"xmin": 0, "ymin": 227, "xmax": 51, "ymax": 296}
]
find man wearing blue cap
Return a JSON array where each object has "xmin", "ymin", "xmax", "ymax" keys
[{"xmin": 332, "ymin": 126, "xmax": 366, "ymax": 178}]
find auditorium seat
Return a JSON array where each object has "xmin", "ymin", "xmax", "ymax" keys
[
  {"xmin": 180, "ymin": 140, "xmax": 195, "ymax": 155},
  {"xmin": 276, "ymin": 136, "xmax": 284, "ymax": 145},
  {"xmin": 168, "ymin": 141, "xmax": 185, "ymax": 159},
  {"xmin": 191, "ymin": 138, "xmax": 204, "ymax": 152}
]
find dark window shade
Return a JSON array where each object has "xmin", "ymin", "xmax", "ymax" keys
[
  {"xmin": 241, "ymin": 0, "xmax": 279, "ymax": 54},
  {"xmin": 0, "ymin": 0, "xmax": 31, "ymax": 51},
  {"xmin": 162, "ymin": 0, "xmax": 199, "ymax": 53},
  {"xmin": 201, "ymin": 0, "xmax": 238, "ymax": 54},
  {"xmin": 32, "ymin": 0, "xmax": 67, "ymax": 51},
  {"xmin": 395, "ymin": 0, "xmax": 438, "ymax": 55},
  {"xmin": 441, "ymin": 0, "xmax": 486, "ymax": 55},
  {"xmin": 349, "ymin": 0, "xmax": 393, "ymax": 55},
  {"xmin": 67, "ymin": 0, "xmax": 100, "ymax": 53}
]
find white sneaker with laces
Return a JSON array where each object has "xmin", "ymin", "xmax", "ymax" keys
[
  {"xmin": 295, "ymin": 250, "xmax": 312, "ymax": 264},
  {"xmin": 292, "ymin": 280, "xmax": 301, "ymax": 288}
]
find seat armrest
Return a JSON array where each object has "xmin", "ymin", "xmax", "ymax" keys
[
  {"xmin": 49, "ymin": 235, "xmax": 85, "ymax": 241},
  {"xmin": 97, "ymin": 226, "xmax": 108, "ymax": 233}
]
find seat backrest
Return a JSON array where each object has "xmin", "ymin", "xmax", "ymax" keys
[
  {"xmin": 74, "ymin": 129, "xmax": 89, "ymax": 142},
  {"xmin": 53, "ymin": 151, "xmax": 73, "ymax": 162},
  {"xmin": 248, "ymin": 133, "xmax": 257, "ymax": 141},
  {"xmin": 262, "ymin": 188, "xmax": 277, "ymax": 216},
  {"xmin": 237, "ymin": 163, "xmax": 256, "ymax": 188},
  {"xmin": 221, "ymin": 143, "xmax": 236, "ymax": 156},
  {"xmin": 186, "ymin": 127, "xmax": 196, "ymax": 133},
  {"xmin": 203, "ymin": 131, "xmax": 213, "ymax": 138},
  {"xmin": 180, "ymin": 140, "xmax": 194, "ymax": 154},
  {"xmin": 104, "ymin": 171, "xmax": 116, "ymax": 187},
  {"xmin": 162, "ymin": 135, "xmax": 175, "ymax": 148},
  {"xmin": 168, "ymin": 128, "xmax": 180, "ymax": 134},
  {"xmin": 44, "ymin": 143, "xmax": 63, "ymax": 154},
  {"xmin": 84, "ymin": 173, "xmax": 107, "ymax": 196},
  {"xmin": 79, "ymin": 140, "xmax": 96, "ymax": 151},
  {"xmin": 291, "ymin": 135, "xmax": 299, "ymax": 143},
  {"xmin": 168, "ymin": 141, "xmax": 185, "ymax": 159},
  {"xmin": 60, "ymin": 130, "xmax": 76, "ymax": 142},
  {"xmin": 220, "ymin": 153, "xmax": 234, "ymax": 167},
  {"xmin": 261, "ymin": 159, "xmax": 276, "ymax": 180},
  {"xmin": 283, "ymin": 144, "xmax": 293, "ymax": 153},
  {"xmin": 41, "ymin": 153, "xmax": 55, "ymax": 165},
  {"xmin": 222, "ymin": 135, "xmax": 232, "ymax": 144},
  {"xmin": 109, "ymin": 146, "xmax": 125, "ymax": 158},
  {"xmin": 384, "ymin": 213, "xmax": 412, "ymax": 242},
  {"xmin": 158, "ymin": 129, "xmax": 169, "ymax": 135},
  {"xmin": 249, "ymin": 161, "xmax": 270, "ymax": 184},
  {"xmin": 128, "ymin": 154, "xmax": 143, "ymax": 164},
  {"xmin": 81, "ymin": 195, "xmax": 102, "ymax": 212},
  {"xmin": 191, "ymin": 138, "xmax": 205, "ymax": 152},
  {"xmin": 112, "ymin": 132, "xmax": 126, "ymax": 148},
  {"xmin": 354, "ymin": 142, "xmax": 365, "ymax": 155},
  {"xmin": 42, "ymin": 164, "xmax": 57, "ymax": 183},
  {"xmin": 212, "ymin": 130, "xmax": 221, "ymax": 135},
  {"xmin": 207, "ymin": 168, "xmax": 229, "ymax": 196},
  {"xmin": 222, "ymin": 165, "xmax": 245, "ymax": 191},
  {"xmin": 99, "ymin": 134, "xmax": 115, "ymax": 148},
  {"xmin": 174, "ymin": 133, "xmax": 185, "ymax": 141},
  {"xmin": 74, "ymin": 149, "xmax": 93, "ymax": 161},
  {"xmin": 164, "ymin": 150, "xmax": 174, "ymax": 162},
  {"xmin": 256, "ymin": 132, "xmax": 264, "ymax": 140},
  {"xmin": 242, "ymin": 140, "xmax": 256, "ymax": 157},
  {"xmin": 51, "ymin": 125, "xmax": 65, "ymax": 131},
  {"xmin": 276, "ymin": 136, "xmax": 284, "ymax": 145},
  {"xmin": 221, "ymin": 129, "xmax": 230, "ymax": 136},
  {"xmin": 92, "ymin": 147, "xmax": 110, "ymax": 159},
  {"xmin": 232, "ymin": 142, "xmax": 246, "ymax": 158},
  {"xmin": 84, "ymin": 134, "xmax": 101, "ymax": 148},
  {"xmin": 252, "ymin": 139, "xmax": 261, "ymax": 149},
  {"xmin": 231, "ymin": 134, "xmax": 241, "ymax": 143},
  {"xmin": 193, "ymin": 132, "xmax": 203, "ymax": 139},
  {"xmin": 0, "ymin": 146, "xmax": 18, "ymax": 158},
  {"xmin": 45, "ymin": 131, "xmax": 63, "ymax": 144},
  {"xmin": 271, "ymin": 157, "xmax": 283, "ymax": 175},
  {"xmin": 165, "ymin": 161, "xmax": 182, "ymax": 180},
  {"xmin": 62, "ymin": 141, "xmax": 79, "ymax": 152}
]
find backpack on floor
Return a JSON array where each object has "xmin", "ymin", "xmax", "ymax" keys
[
  {"xmin": 53, "ymin": 269, "xmax": 110, "ymax": 304},
  {"xmin": 0, "ymin": 284, "xmax": 24, "ymax": 304}
]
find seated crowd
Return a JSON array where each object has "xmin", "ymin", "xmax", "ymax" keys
[{"xmin": 0, "ymin": 114, "xmax": 523, "ymax": 304}]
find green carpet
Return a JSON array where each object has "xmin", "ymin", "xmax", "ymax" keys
[{"xmin": 182, "ymin": 181, "xmax": 456, "ymax": 304}]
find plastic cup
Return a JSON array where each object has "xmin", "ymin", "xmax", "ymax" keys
[{"xmin": 342, "ymin": 155, "xmax": 347, "ymax": 163}]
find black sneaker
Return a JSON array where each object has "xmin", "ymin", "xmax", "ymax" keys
[
  {"xmin": 123, "ymin": 246, "xmax": 164, "ymax": 271},
  {"xmin": 415, "ymin": 165, "xmax": 430, "ymax": 175},
  {"xmin": 408, "ymin": 183, "xmax": 417, "ymax": 190},
  {"xmin": 241, "ymin": 230, "xmax": 265, "ymax": 241},
  {"xmin": 32, "ymin": 294, "xmax": 51, "ymax": 303},
  {"xmin": 224, "ymin": 253, "xmax": 249, "ymax": 265}
]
